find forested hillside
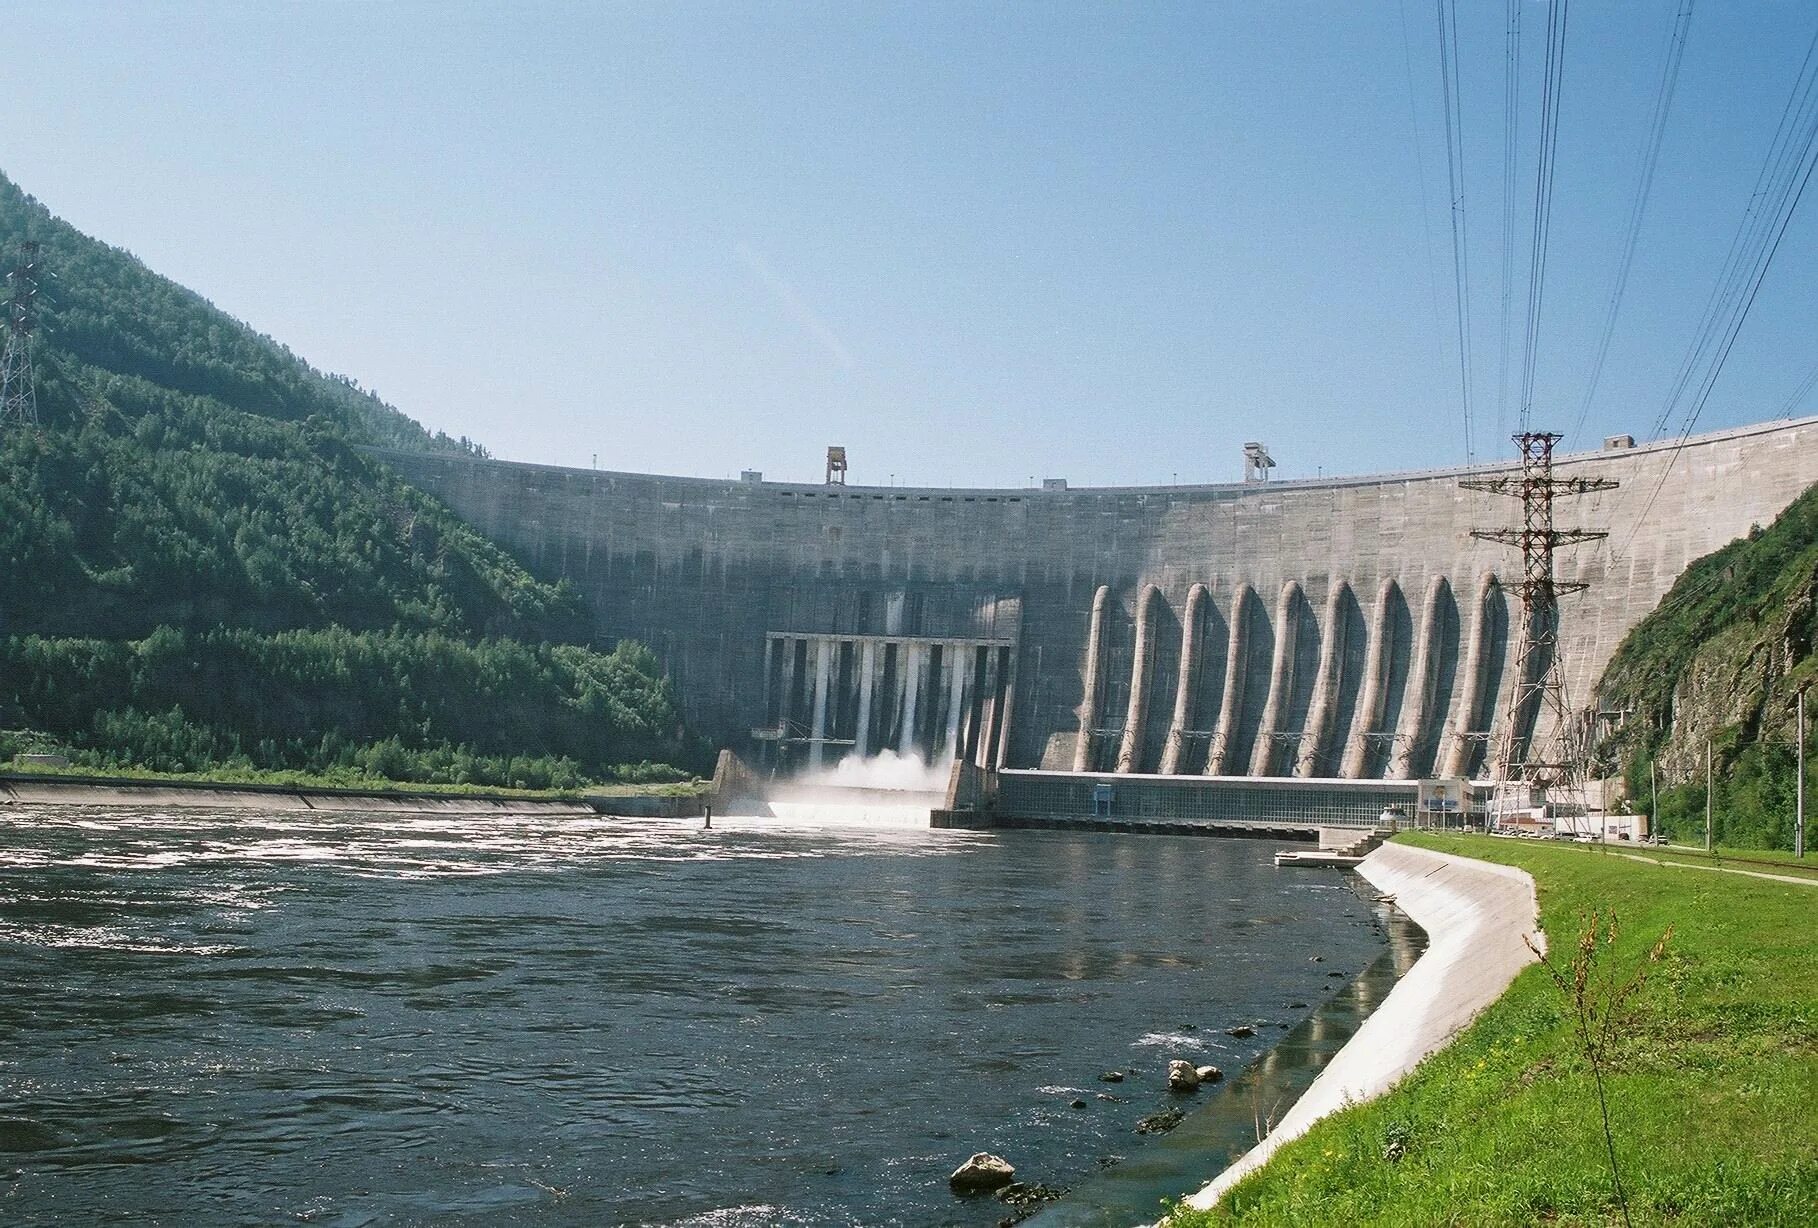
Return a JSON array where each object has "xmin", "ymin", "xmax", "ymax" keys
[
  {"xmin": 1596, "ymin": 481, "xmax": 1817, "ymax": 849},
  {"xmin": 0, "ymin": 172, "xmax": 693, "ymax": 788}
]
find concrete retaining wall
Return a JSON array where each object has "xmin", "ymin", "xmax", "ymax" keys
[{"xmin": 1185, "ymin": 840, "xmax": 1543, "ymax": 1209}]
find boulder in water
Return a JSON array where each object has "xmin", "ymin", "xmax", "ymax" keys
[
  {"xmin": 1136, "ymin": 1107, "xmax": 1187, "ymax": 1134},
  {"xmin": 1226, "ymin": 1024, "xmax": 1255, "ymax": 1038},
  {"xmin": 996, "ymin": 1181, "xmax": 1063, "ymax": 1210},
  {"xmin": 1167, "ymin": 1059, "xmax": 1200, "ymax": 1092},
  {"xmin": 1196, "ymin": 1064, "xmax": 1223, "ymax": 1083},
  {"xmin": 949, "ymin": 1152, "xmax": 1015, "ymax": 1193}
]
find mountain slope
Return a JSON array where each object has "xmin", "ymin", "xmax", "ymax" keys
[
  {"xmin": 1, "ymin": 174, "xmax": 476, "ymax": 453},
  {"xmin": 0, "ymin": 172, "xmax": 692, "ymax": 786},
  {"xmin": 1596, "ymin": 480, "xmax": 1818, "ymax": 848}
]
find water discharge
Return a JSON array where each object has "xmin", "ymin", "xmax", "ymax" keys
[
  {"xmin": 731, "ymin": 749, "xmax": 952, "ymax": 826},
  {"xmin": 799, "ymin": 749, "xmax": 952, "ymax": 794},
  {"xmin": 0, "ymin": 804, "xmax": 1390, "ymax": 1225}
]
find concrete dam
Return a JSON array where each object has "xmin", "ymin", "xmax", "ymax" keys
[{"xmin": 377, "ymin": 417, "xmax": 1818, "ymax": 789}]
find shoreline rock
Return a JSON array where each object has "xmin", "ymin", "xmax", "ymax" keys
[
  {"xmin": 996, "ymin": 1181, "xmax": 1062, "ymax": 1210},
  {"xmin": 1136, "ymin": 1107, "xmax": 1186, "ymax": 1135},
  {"xmin": 1166, "ymin": 1059, "xmax": 1200, "ymax": 1092},
  {"xmin": 950, "ymin": 1152, "xmax": 1015, "ymax": 1194}
]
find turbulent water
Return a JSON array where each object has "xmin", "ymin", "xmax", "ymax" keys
[{"xmin": 0, "ymin": 807, "xmax": 1388, "ymax": 1226}]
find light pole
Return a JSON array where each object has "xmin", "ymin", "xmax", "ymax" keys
[
  {"xmin": 1649, "ymin": 758, "xmax": 1658, "ymax": 844},
  {"xmin": 1705, "ymin": 738, "xmax": 1714, "ymax": 853},
  {"xmin": 1797, "ymin": 687, "xmax": 1807, "ymax": 860}
]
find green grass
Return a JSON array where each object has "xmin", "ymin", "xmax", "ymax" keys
[
  {"xmin": 575, "ymin": 779, "xmax": 710, "ymax": 798},
  {"xmin": 2, "ymin": 759, "xmax": 708, "ymax": 801},
  {"xmin": 1168, "ymin": 833, "xmax": 1818, "ymax": 1226},
  {"xmin": 1649, "ymin": 842, "xmax": 1818, "ymax": 873}
]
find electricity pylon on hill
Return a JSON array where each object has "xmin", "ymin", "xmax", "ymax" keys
[
  {"xmin": 2, "ymin": 240, "xmax": 44, "ymax": 429},
  {"xmin": 1462, "ymin": 431, "xmax": 1617, "ymax": 823}
]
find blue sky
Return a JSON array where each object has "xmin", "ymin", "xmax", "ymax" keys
[{"xmin": 3, "ymin": 1, "xmax": 1815, "ymax": 485}]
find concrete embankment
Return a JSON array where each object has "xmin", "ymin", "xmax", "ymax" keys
[
  {"xmin": 1183, "ymin": 840, "xmax": 1543, "ymax": 1211},
  {"xmin": 0, "ymin": 774, "xmax": 598, "ymax": 816}
]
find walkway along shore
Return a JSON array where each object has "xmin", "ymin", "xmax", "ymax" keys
[{"xmin": 1183, "ymin": 840, "xmax": 1544, "ymax": 1211}]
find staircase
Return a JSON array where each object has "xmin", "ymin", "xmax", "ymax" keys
[{"xmin": 1273, "ymin": 826, "xmax": 1393, "ymax": 868}]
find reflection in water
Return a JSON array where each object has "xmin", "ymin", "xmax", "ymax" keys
[
  {"xmin": 0, "ymin": 807, "xmax": 1388, "ymax": 1226},
  {"xmin": 1030, "ymin": 904, "xmax": 1426, "ymax": 1228}
]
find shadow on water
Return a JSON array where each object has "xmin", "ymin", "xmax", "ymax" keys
[{"xmin": 1027, "ymin": 892, "xmax": 1427, "ymax": 1228}]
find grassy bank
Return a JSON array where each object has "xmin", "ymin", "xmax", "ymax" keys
[
  {"xmin": 1648, "ymin": 843, "xmax": 1818, "ymax": 874},
  {"xmin": 2, "ymin": 759, "xmax": 708, "ymax": 801},
  {"xmin": 1170, "ymin": 834, "xmax": 1816, "ymax": 1226}
]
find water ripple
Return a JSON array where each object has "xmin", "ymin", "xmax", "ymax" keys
[{"xmin": 0, "ymin": 804, "xmax": 1386, "ymax": 1226}]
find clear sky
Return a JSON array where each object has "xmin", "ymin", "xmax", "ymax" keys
[{"xmin": 3, "ymin": 1, "xmax": 1815, "ymax": 486}]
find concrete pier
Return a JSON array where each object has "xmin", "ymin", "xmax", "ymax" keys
[
  {"xmin": 1443, "ymin": 574, "xmax": 1501, "ymax": 778},
  {"xmin": 1160, "ymin": 582, "xmax": 1208, "ymax": 775},
  {"xmin": 1295, "ymin": 582, "xmax": 1349, "ymax": 778},
  {"xmin": 1116, "ymin": 584, "xmax": 1161, "ymax": 773},
  {"xmin": 1075, "ymin": 584, "xmax": 1111, "ymax": 772},
  {"xmin": 1391, "ymin": 577, "xmax": 1446, "ymax": 779},
  {"xmin": 1207, "ymin": 583, "xmax": 1254, "ymax": 776},
  {"xmin": 1250, "ymin": 581, "xmax": 1303, "ymax": 777},
  {"xmin": 1341, "ymin": 577, "xmax": 1396, "ymax": 778}
]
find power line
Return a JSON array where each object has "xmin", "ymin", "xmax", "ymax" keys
[
  {"xmin": 1571, "ymin": 0, "xmax": 1696, "ymax": 447},
  {"xmin": 1435, "ymin": 0, "xmax": 1476, "ymax": 460},
  {"xmin": 1497, "ymin": 0, "xmax": 1522, "ymax": 447},
  {"xmin": 1517, "ymin": 0, "xmax": 1571, "ymax": 432},
  {"xmin": 1398, "ymin": 0, "xmax": 1451, "ymax": 407},
  {"xmin": 1602, "ymin": 17, "xmax": 1818, "ymax": 564},
  {"xmin": 1648, "ymin": 25, "xmax": 1818, "ymax": 442},
  {"xmin": 1611, "ymin": 21, "xmax": 1818, "ymax": 562},
  {"xmin": 1779, "ymin": 357, "xmax": 1818, "ymax": 420}
]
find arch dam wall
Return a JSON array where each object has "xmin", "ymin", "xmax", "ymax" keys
[{"xmin": 372, "ymin": 417, "xmax": 1818, "ymax": 781}]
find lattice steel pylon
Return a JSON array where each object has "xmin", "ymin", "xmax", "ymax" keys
[
  {"xmin": 1461, "ymin": 431, "xmax": 1616, "ymax": 819},
  {"xmin": 1, "ymin": 241, "xmax": 43, "ymax": 429}
]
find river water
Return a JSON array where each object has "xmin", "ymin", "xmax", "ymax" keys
[{"xmin": 0, "ymin": 807, "xmax": 1389, "ymax": 1226}]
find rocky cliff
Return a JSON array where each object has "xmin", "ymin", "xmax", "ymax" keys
[{"xmin": 1596, "ymin": 480, "xmax": 1817, "ymax": 847}]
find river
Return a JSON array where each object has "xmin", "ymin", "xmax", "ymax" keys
[{"xmin": 0, "ymin": 806, "xmax": 1390, "ymax": 1225}]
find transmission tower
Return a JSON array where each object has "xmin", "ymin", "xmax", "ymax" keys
[
  {"xmin": 1, "ymin": 241, "xmax": 43, "ymax": 429},
  {"xmin": 1462, "ymin": 431, "xmax": 1616, "ymax": 819}
]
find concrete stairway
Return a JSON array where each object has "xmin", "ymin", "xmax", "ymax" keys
[{"xmin": 1274, "ymin": 826, "xmax": 1392, "ymax": 867}]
